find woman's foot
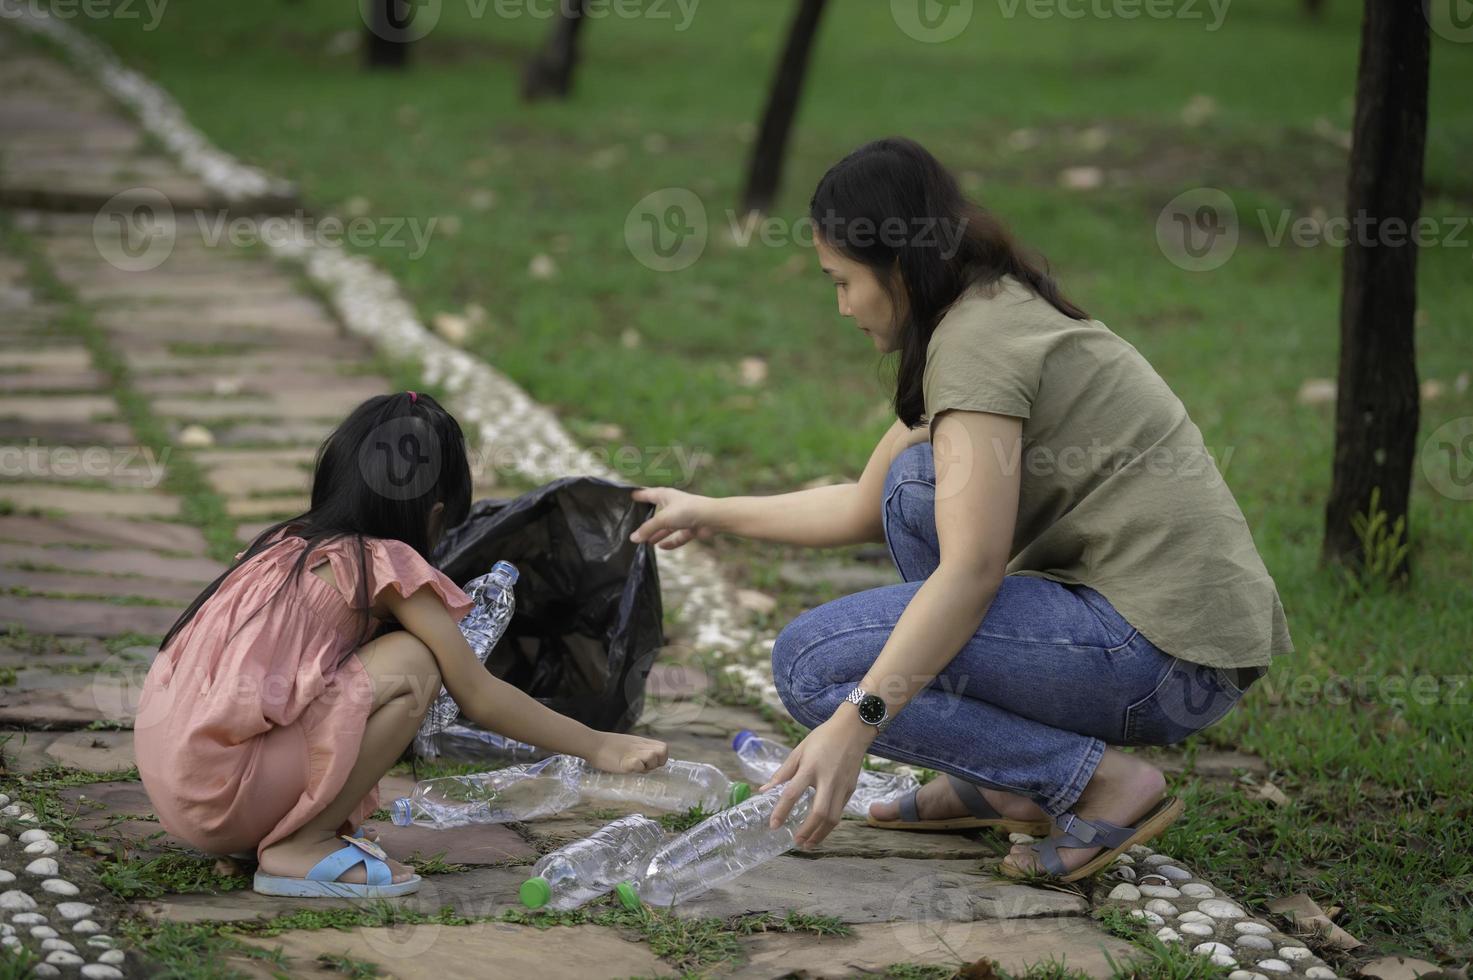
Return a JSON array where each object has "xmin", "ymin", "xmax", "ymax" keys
[
  {"xmin": 258, "ymin": 831, "xmax": 414, "ymax": 885},
  {"xmin": 1001, "ymin": 748, "xmax": 1166, "ymax": 878},
  {"xmin": 868, "ymin": 774, "xmax": 1050, "ymax": 823}
]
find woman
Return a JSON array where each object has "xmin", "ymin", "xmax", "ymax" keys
[{"xmin": 629, "ymin": 137, "xmax": 1291, "ymax": 883}]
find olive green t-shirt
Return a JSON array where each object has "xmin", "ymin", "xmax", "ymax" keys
[{"xmin": 921, "ymin": 274, "xmax": 1292, "ymax": 670}]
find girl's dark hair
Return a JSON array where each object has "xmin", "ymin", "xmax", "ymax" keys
[
  {"xmin": 810, "ymin": 136, "xmax": 1089, "ymax": 429},
  {"xmin": 157, "ymin": 391, "xmax": 473, "ymax": 657}
]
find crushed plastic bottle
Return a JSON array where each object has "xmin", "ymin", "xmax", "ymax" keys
[
  {"xmin": 414, "ymin": 724, "xmax": 551, "ymax": 766},
  {"xmin": 562, "ymin": 756, "xmax": 751, "ymax": 813},
  {"xmin": 630, "ymin": 783, "xmax": 815, "ymax": 907},
  {"xmin": 417, "ymin": 560, "xmax": 519, "ymax": 741},
  {"xmin": 519, "ymin": 814, "xmax": 666, "ymax": 911},
  {"xmin": 731, "ymin": 729, "xmax": 918, "ymax": 818},
  {"xmin": 390, "ymin": 755, "xmax": 578, "ymax": 829}
]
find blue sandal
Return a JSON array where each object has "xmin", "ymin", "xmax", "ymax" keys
[
  {"xmin": 253, "ymin": 835, "xmax": 421, "ymax": 899},
  {"xmin": 999, "ymin": 794, "xmax": 1183, "ymax": 883}
]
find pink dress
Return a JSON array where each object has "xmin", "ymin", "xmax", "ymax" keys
[{"xmin": 135, "ymin": 525, "xmax": 473, "ymax": 856}]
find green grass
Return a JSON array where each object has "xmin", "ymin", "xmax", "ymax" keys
[{"xmin": 15, "ymin": 0, "xmax": 1473, "ymax": 966}]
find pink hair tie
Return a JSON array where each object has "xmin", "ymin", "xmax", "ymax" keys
[{"xmin": 407, "ymin": 390, "xmax": 418, "ymax": 404}]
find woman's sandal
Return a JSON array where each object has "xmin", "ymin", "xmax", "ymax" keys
[
  {"xmin": 252, "ymin": 835, "xmax": 422, "ymax": 899},
  {"xmin": 998, "ymin": 794, "xmax": 1184, "ymax": 883},
  {"xmin": 865, "ymin": 774, "xmax": 1054, "ymax": 835}
]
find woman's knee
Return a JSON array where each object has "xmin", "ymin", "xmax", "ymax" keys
[{"xmin": 357, "ymin": 630, "xmax": 441, "ymax": 710}]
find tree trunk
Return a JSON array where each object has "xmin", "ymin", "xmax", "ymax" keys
[
  {"xmin": 1321, "ymin": 0, "xmax": 1429, "ymax": 581},
  {"xmin": 364, "ymin": 0, "xmax": 414, "ymax": 70},
  {"xmin": 522, "ymin": 0, "xmax": 589, "ymax": 101},
  {"xmin": 740, "ymin": 0, "xmax": 829, "ymax": 216}
]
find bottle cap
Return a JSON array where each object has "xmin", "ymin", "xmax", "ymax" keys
[
  {"xmin": 731, "ymin": 729, "xmax": 756, "ymax": 752},
  {"xmin": 492, "ymin": 560, "xmax": 520, "ymax": 584},
  {"xmin": 519, "ymin": 876, "xmax": 551, "ymax": 909},
  {"xmin": 614, "ymin": 881, "xmax": 641, "ymax": 910},
  {"xmin": 389, "ymin": 798, "xmax": 413, "ymax": 827},
  {"xmin": 728, "ymin": 781, "xmax": 752, "ymax": 807}
]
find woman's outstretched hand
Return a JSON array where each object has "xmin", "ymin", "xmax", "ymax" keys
[
  {"xmin": 629, "ymin": 486, "xmax": 719, "ymax": 551},
  {"xmin": 589, "ymin": 732, "xmax": 669, "ymax": 774},
  {"xmin": 758, "ymin": 715, "xmax": 872, "ymax": 850}
]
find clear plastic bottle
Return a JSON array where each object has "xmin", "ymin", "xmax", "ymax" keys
[
  {"xmin": 731, "ymin": 729, "xmax": 919, "ymax": 818},
  {"xmin": 414, "ymin": 724, "xmax": 551, "ymax": 766},
  {"xmin": 562, "ymin": 756, "xmax": 751, "ymax": 813},
  {"xmin": 519, "ymin": 814, "xmax": 666, "ymax": 911},
  {"xmin": 630, "ymin": 783, "xmax": 815, "ymax": 907},
  {"xmin": 389, "ymin": 756, "xmax": 578, "ymax": 829},
  {"xmin": 418, "ymin": 560, "xmax": 519, "ymax": 740}
]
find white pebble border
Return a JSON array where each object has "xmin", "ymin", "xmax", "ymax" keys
[
  {"xmin": 1096, "ymin": 842, "xmax": 1343, "ymax": 978},
  {"xmin": 0, "ymin": 811, "xmax": 128, "ymax": 975}
]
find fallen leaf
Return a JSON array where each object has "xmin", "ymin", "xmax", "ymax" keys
[
  {"xmin": 1268, "ymin": 893, "xmax": 1363, "ymax": 950},
  {"xmin": 1257, "ymin": 781, "xmax": 1291, "ymax": 807},
  {"xmin": 1357, "ymin": 955, "xmax": 1442, "ymax": 980}
]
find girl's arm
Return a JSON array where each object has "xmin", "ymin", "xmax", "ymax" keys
[{"xmin": 381, "ymin": 586, "xmax": 668, "ymax": 773}]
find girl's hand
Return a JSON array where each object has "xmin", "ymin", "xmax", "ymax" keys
[
  {"xmin": 760, "ymin": 715, "xmax": 871, "ymax": 850},
  {"xmin": 629, "ymin": 486, "xmax": 719, "ymax": 551},
  {"xmin": 588, "ymin": 732, "xmax": 669, "ymax": 774}
]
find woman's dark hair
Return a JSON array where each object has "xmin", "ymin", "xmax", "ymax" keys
[
  {"xmin": 810, "ymin": 136, "xmax": 1089, "ymax": 429},
  {"xmin": 157, "ymin": 391, "xmax": 473, "ymax": 657}
]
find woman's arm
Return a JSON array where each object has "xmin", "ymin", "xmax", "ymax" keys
[
  {"xmin": 632, "ymin": 418, "xmax": 931, "ymax": 550},
  {"xmin": 763, "ymin": 409, "xmax": 1021, "ymax": 847},
  {"xmin": 382, "ymin": 587, "xmax": 668, "ymax": 772}
]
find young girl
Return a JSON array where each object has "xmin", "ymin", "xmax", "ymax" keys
[{"xmin": 136, "ymin": 391, "xmax": 668, "ymax": 898}]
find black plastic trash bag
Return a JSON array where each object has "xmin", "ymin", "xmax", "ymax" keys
[{"xmin": 429, "ymin": 476, "xmax": 663, "ymax": 735}]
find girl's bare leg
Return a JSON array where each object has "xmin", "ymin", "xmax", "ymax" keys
[{"xmin": 257, "ymin": 631, "xmax": 441, "ymax": 884}]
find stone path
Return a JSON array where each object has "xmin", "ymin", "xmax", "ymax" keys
[{"xmin": 0, "ymin": 14, "xmax": 1352, "ymax": 980}]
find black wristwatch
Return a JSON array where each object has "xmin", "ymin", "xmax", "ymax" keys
[{"xmin": 843, "ymin": 687, "xmax": 891, "ymax": 734}]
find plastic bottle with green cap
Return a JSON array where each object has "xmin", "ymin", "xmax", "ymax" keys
[
  {"xmin": 564, "ymin": 757, "xmax": 751, "ymax": 813},
  {"xmin": 518, "ymin": 814, "xmax": 666, "ymax": 911},
  {"xmin": 622, "ymin": 782, "xmax": 816, "ymax": 908}
]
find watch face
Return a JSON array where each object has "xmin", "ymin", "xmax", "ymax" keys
[{"xmin": 857, "ymin": 694, "xmax": 887, "ymax": 725}]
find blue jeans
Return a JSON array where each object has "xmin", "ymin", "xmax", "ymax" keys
[{"xmin": 770, "ymin": 442, "xmax": 1249, "ymax": 817}]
